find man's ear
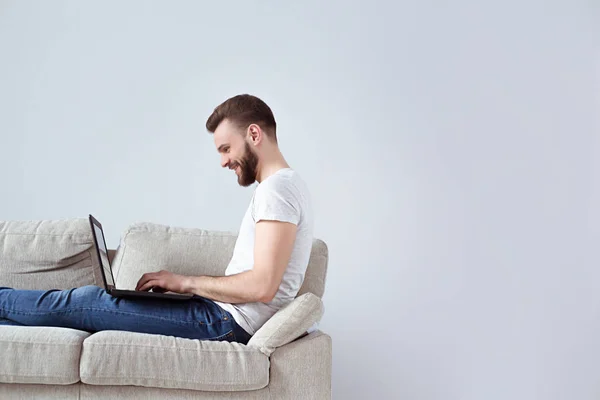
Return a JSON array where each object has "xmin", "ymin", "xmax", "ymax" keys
[{"xmin": 248, "ymin": 124, "xmax": 262, "ymax": 145}]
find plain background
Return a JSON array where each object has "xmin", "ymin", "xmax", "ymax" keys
[{"xmin": 0, "ymin": 1, "xmax": 598, "ymax": 399}]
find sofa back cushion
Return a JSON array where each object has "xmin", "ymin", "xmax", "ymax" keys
[
  {"xmin": 0, "ymin": 218, "xmax": 103, "ymax": 290},
  {"xmin": 111, "ymin": 222, "xmax": 329, "ymax": 298}
]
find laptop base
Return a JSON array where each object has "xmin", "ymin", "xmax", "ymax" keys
[{"xmin": 108, "ymin": 288, "xmax": 194, "ymax": 301}]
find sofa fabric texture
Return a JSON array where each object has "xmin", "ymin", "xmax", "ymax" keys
[
  {"xmin": 80, "ymin": 330, "xmax": 269, "ymax": 391},
  {"xmin": 248, "ymin": 292, "xmax": 324, "ymax": 356},
  {"xmin": 0, "ymin": 219, "xmax": 103, "ymax": 290},
  {"xmin": 0, "ymin": 326, "xmax": 90, "ymax": 385}
]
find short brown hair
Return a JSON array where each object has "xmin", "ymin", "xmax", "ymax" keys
[{"xmin": 205, "ymin": 94, "xmax": 277, "ymax": 141}]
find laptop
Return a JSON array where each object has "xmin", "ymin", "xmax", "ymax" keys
[{"xmin": 89, "ymin": 214, "xmax": 193, "ymax": 301}]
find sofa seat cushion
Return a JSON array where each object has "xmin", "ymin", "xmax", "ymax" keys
[
  {"xmin": 80, "ymin": 331, "xmax": 270, "ymax": 392},
  {"xmin": 0, "ymin": 326, "xmax": 90, "ymax": 385}
]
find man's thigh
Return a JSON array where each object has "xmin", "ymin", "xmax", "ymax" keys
[{"xmin": 0, "ymin": 285, "xmax": 236, "ymax": 341}]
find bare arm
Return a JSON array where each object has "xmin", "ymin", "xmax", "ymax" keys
[
  {"xmin": 135, "ymin": 220, "xmax": 297, "ymax": 304},
  {"xmin": 184, "ymin": 271, "xmax": 272, "ymax": 303},
  {"xmin": 184, "ymin": 220, "xmax": 297, "ymax": 303}
]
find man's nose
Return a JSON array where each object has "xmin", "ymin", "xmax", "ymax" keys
[{"xmin": 221, "ymin": 156, "xmax": 229, "ymax": 168}]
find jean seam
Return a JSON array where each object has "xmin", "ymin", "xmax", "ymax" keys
[
  {"xmin": 1, "ymin": 307, "xmax": 213, "ymax": 328},
  {"xmin": 1, "ymin": 297, "xmax": 229, "ymax": 326},
  {"xmin": 198, "ymin": 319, "xmax": 228, "ymax": 326},
  {"xmin": 211, "ymin": 330, "xmax": 234, "ymax": 341}
]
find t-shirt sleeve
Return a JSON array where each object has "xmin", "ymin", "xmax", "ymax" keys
[{"xmin": 252, "ymin": 179, "xmax": 300, "ymax": 225}]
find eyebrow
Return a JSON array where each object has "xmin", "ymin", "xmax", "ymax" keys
[{"xmin": 217, "ymin": 144, "xmax": 229, "ymax": 152}]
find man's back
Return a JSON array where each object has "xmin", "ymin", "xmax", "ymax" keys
[{"xmin": 216, "ymin": 167, "xmax": 314, "ymax": 335}]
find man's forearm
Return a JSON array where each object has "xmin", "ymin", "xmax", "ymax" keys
[{"xmin": 183, "ymin": 271, "xmax": 272, "ymax": 304}]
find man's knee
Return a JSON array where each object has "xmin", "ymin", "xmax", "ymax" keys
[{"xmin": 74, "ymin": 285, "xmax": 105, "ymax": 298}]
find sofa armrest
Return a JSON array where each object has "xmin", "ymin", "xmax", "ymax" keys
[
  {"xmin": 247, "ymin": 292, "xmax": 324, "ymax": 356},
  {"xmin": 268, "ymin": 330, "xmax": 332, "ymax": 399}
]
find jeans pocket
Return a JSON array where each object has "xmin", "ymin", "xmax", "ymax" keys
[
  {"xmin": 210, "ymin": 330, "xmax": 235, "ymax": 342},
  {"xmin": 219, "ymin": 306, "xmax": 233, "ymax": 322}
]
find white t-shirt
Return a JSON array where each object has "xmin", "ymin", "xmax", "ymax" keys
[{"xmin": 215, "ymin": 168, "xmax": 314, "ymax": 335}]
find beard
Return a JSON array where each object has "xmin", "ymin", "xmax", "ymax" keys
[{"xmin": 233, "ymin": 142, "xmax": 259, "ymax": 187}]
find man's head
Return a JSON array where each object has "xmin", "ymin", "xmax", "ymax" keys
[{"xmin": 206, "ymin": 94, "xmax": 277, "ymax": 187}]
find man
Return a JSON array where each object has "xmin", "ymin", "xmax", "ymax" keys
[{"xmin": 0, "ymin": 94, "xmax": 314, "ymax": 345}]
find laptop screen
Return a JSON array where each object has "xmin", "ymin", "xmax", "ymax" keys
[{"xmin": 93, "ymin": 223, "xmax": 115, "ymax": 287}]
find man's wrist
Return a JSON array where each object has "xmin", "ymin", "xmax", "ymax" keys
[{"xmin": 182, "ymin": 275, "xmax": 197, "ymax": 294}]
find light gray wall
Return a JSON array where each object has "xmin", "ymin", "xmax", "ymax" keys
[{"xmin": 0, "ymin": 1, "xmax": 597, "ymax": 399}]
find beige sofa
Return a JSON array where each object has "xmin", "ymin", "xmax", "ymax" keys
[{"xmin": 0, "ymin": 219, "xmax": 331, "ymax": 399}]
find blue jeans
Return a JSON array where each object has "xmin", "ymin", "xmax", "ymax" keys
[{"xmin": 0, "ymin": 285, "xmax": 252, "ymax": 344}]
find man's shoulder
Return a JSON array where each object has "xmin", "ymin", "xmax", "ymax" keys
[
  {"xmin": 251, "ymin": 169, "xmax": 312, "ymax": 226},
  {"xmin": 256, "ymin": 169, "xmax": 308, "ymax": 198}
]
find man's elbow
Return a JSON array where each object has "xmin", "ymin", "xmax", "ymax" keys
[{"xmin": 256, "ymin": 285, "xmax": 277, "ymax": 303}]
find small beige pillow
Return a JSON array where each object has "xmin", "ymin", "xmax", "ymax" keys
[{"xmin": 248, "ymin": 292, "xmax": 324, "ymax": 356}]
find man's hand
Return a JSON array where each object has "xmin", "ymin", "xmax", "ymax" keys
[{"xmin": 135, "ymin": 270, "xmax": 189, "ymax": 294}]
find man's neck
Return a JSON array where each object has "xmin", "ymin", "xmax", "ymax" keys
[{"xmin": 256, "ymin": 153, "xmax": 290, "ymax": 183}]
